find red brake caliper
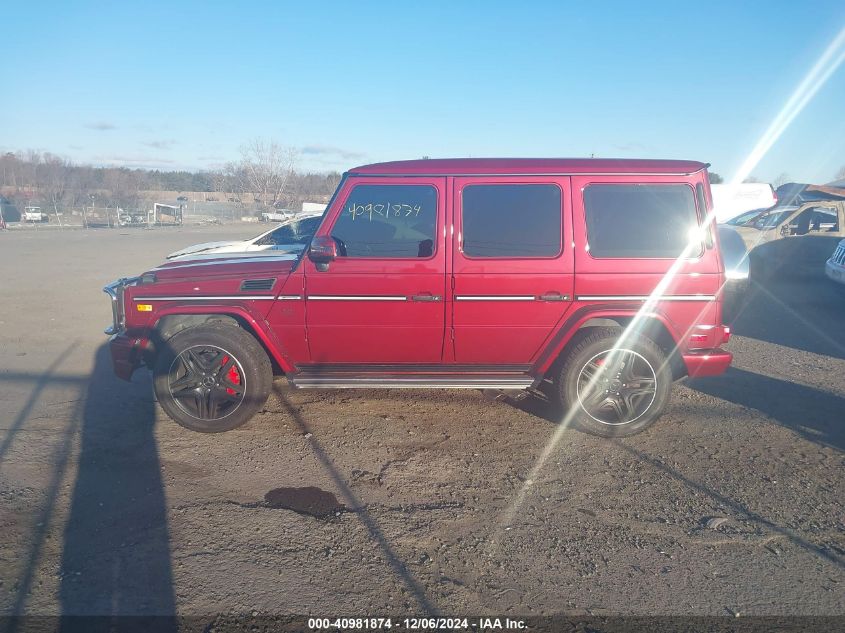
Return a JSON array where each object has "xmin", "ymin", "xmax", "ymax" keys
[{"xmin": 220, "ymin": 355, "xmax": 240, "ymax": 395}]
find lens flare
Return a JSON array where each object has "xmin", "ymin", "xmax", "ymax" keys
[{"xmin": 494, "ymin": 23, "xmax": 845, "ymax": 540}]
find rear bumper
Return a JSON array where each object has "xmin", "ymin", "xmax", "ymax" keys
[
  {"xmin": 683, "ymin": 348, "xmax": 733, "ymax": 378},
  {"xmin": 108, "ymin": 333, "xmax": 147, "ymax": 381}
]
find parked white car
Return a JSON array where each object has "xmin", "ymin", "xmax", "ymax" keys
[
  {"xmin": 23, "ymin": 206, "xmax": 49, "ymax": 222},
  {"xmin": 826, "ymin": 238, "xmax": 845, "ymax": 286},
  {"xmin": 166, "ymin": 212, "xmax": 323, "ymax": 260},
  {"xmin": 711, "ymin": 183, "xmax": 777, "ymax": 224}
]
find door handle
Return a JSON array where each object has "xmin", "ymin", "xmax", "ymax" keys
[
  {"xmin": 538, "ymin": 292, "xmax": 570, "ymax": 302},
  {"xmin": 411, "ymin": 294, "xmax": 442, "ymax": 302}
]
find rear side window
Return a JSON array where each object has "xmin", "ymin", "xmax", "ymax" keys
[
  {"xmin": 462, "ymin": 184, "xmax": 562, "ymax": 257},
  {"xmin": 584, "ymin": 184, "xmax": 699, "ymax": 258},
  {"xmin": 331, "ymin": 184, "xmax": 437, "ymax": 258}
]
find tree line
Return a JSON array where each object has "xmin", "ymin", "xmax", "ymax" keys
[{"xmin": 0, "ymin": 141, "xmax": 341, "ymax": 221}]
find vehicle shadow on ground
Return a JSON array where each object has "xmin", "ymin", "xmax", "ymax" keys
[
  {"xmin": 688, "ymin": 367, "xmax": 845, "ymax": 452},
  {"xmin": 505, "ymin": 388, "xmax": 844, "ymax": 571},
  {"xmin": 270, "ymin": 384, "xmax": 438, "ymax": 616},
  {"xmin": 59, "ymin": 345, "xmax": 176, "ymax": 625},
  {"xmin": 614, "ymin": 441, "xmax": 845, "ymax": 572},
  {"xmin": 729, "ymin": 276, "xmax": 845, "ymax": 360}
]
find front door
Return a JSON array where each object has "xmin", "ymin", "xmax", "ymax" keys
[
  {"xmin": 451, "ymin": 176, "xmax": 575, "ymax": 364},
  {"xmin": 303, "ymin": 177, "xmax": 447, "ymax": 364}
]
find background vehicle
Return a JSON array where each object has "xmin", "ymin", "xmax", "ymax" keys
[
  {"xmin": 107, "ymin": 158, "xmax": 731, "ymax": 438},
  {"xmin": 166, "ymin": 212, "xmax": 323, "ymax": 259},
  {"xmin": 23, "ymin": 206, "xmax": 48, "ymax": 222},
  {"xmin": 734, "ymin": 201, "xmax": 845, "ymax": 278},
  {"xmin": 825, "ymin": 238, "xmax": 845, "ymax": 287},
  {"xmin": 118, "ymin": 211, "xmax": 147, "ymax": 227},
  {"xmin": 711, "ymin": 183, "xmax": 777, "ymax": 223},
  {"xmin": 260, "ymin": 210, "xmax": 289, "ymax": 222}
]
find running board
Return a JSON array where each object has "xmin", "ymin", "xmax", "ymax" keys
[{"xmin": 288, "ymin": 373, "xmax": 536, "ymax": 390}]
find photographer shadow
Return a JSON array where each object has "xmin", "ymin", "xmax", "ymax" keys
[{"xmin": 59, "ymin": 345, "xmax": 176, "ymax": 628}]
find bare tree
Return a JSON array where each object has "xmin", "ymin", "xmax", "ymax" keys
[
  {"xmin": 835, "ymin": 165, "xmax": 845, "ymax": 181},
  {"xmin": 772, "ymin": 172, "xmax": 790, "ymax": 188},
  {"xmin": 39, "ymin": 153, "xmax": 72, "ymax": 225},
  {"xmin": 239, "ymin": 139, "xmax": 297, "ymax": 207}
]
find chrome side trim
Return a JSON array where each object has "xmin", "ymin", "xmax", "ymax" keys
[
  {"xmin": 290, "ymin": 377, "xmax": 535, "ymax": 390},
  {"xmin": 455, "ymin": 295, "xmax": 536, "ymax": 301},
  {"xmin": 307, "ymin": 295, "xmax": 408, "ymax": 301},
  {"xmin": 576, "ymin": 295, "xmax": 717, "ymax": 301},
  {"xmin": 133, "ymin": 295, "xmax": 278, "ymax": 301}
]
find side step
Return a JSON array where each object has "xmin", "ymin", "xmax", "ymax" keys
[{"xmin": 288, "ymin": 372, "xmax": 536, "ymax": 390}]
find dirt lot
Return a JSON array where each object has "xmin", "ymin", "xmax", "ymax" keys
[{"xmin": 0, "ymin": 226, "xmax": 843, "ymax": 619}]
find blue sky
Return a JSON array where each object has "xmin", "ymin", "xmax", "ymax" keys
[{"xmin": 3, "ymin": 1, "xmax": 845, "ymax": 183}]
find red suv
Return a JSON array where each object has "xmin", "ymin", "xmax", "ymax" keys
[{"xmin": 104, "ymin": 159, "xmax": 732, "ymax": 437}]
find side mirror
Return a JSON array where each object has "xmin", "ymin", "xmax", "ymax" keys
[
  {"xmin": 780, "ymin": 224, "xmax": 790, "ymax": 237},
  {"xmin": 308, "ymin": 235, "xmax": 337, "ymax": 271}
]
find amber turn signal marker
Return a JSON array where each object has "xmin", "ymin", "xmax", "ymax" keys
[{"xmin": 137, "ymin": 304, "xmax": 153, "ymax": 312}]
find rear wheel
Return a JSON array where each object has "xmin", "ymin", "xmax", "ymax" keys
[
  {"xmin": 153, "ymin": 323, "xmax": 272, "ymax": 432},
  {"xmin": 558, "ymin": 327, "xmax": 671, "ymax": 437}
]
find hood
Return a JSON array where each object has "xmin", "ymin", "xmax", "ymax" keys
[
  {"xmin": 150, "ymin": 252, "xmax": 299, "ymax": 282},
  {"xmin": 166, "ymin": 240, "xmax": 245, "ymax": 259}
]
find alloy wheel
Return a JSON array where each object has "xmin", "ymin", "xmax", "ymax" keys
[
  {"xmin": 168, "ymin": 345, "xmax": 246, "ymax": 421},
  {"xmin": 575, "ymin": 349, "xmax": 657, "ymax": 425}
]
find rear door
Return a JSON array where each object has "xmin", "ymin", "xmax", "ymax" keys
[
  {"xmin": 451, "ymin": 176, "xmax": 574, "ymax": 364},
  {"xmin": 303, "ymin": 177, "xmax": 447, "ymax": 363}
]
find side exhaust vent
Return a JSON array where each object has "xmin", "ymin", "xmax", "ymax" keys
[{"xmin": 240, "ymin": 278, "xmax": 276, "ymax": 292}]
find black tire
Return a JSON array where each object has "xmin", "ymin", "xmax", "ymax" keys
[
  {"xmin": 558, "ymin": 327, "xmax": 672, "ymax": 438},
  {"xmin": 153, "ymin": 323, "xmax": 272, "ymax": 432}
]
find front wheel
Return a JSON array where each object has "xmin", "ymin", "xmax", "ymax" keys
[
  {"xmin": 153, "ymin": 323, "xmax": 272, "ymax": 432},
  {"xmin": 558, "ymin": 327, "xmax": 671, "ymax": 437}
]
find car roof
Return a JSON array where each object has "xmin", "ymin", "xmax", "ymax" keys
[{"xmin": 348, "ymin": 158, "xmax": 707, "ymax": 177}]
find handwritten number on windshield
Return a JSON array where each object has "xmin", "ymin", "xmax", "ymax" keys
[{"xmin": 347, "ymin": 202, "xmax": 423, "ymax": 221}]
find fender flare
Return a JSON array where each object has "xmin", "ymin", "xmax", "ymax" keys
[
  {"xmin": 533, "ymin": 304, "xmax": 680, "ymax": 375},
  {"xmin": 151, "ymin": 304, "xmax": 296, "ymax": 373}
]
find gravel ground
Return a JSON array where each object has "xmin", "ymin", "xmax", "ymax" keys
[{"xmin": 0, "ymin": 227, "xmax": 843, "ymax": 619}]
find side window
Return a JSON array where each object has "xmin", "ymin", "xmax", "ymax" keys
[
  {"xmin": 584, "ymin": 184, "xmax": 700, "ymax": 258},
  {"xmin": 331, "ymin": 184, "xmax": 437, "ymax": 258},
  {"xmin": 784, "ymin": 207, "xmax": 839, "ymax": 235},
  {"xmin": 807, "ymin": 207, "xmax": 838, "ymax": 233},
  {"xmin": 461, "ymin": 184, "xmax": 562, "ymax": 258},
  {"xmin": 696, "ymin": 183, "xmax": 714, "ymax": 248},
  {"xmin": 787, "ymin": 208, "xmax": 815, "ymax": 235}
]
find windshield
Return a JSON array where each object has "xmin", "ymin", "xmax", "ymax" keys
[
  {"xmin": 726, "ymin": 209, "xmax": 766, "ymax": 226},
  {"xmin": 752, "ymin": 209, "xmax": 794, "ymax": 229},
  {"xmin": 254, "ymin": 216, "xmax": 322, "ymax": 247}
]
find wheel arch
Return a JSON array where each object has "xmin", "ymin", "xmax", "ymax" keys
[
  {"xmin": 148, "ymin": 305, "xmax": 294, "ymax": 374},
  {"xmin": 536, "ymin": 308, "xmax": 686, "ymax": 380}
]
